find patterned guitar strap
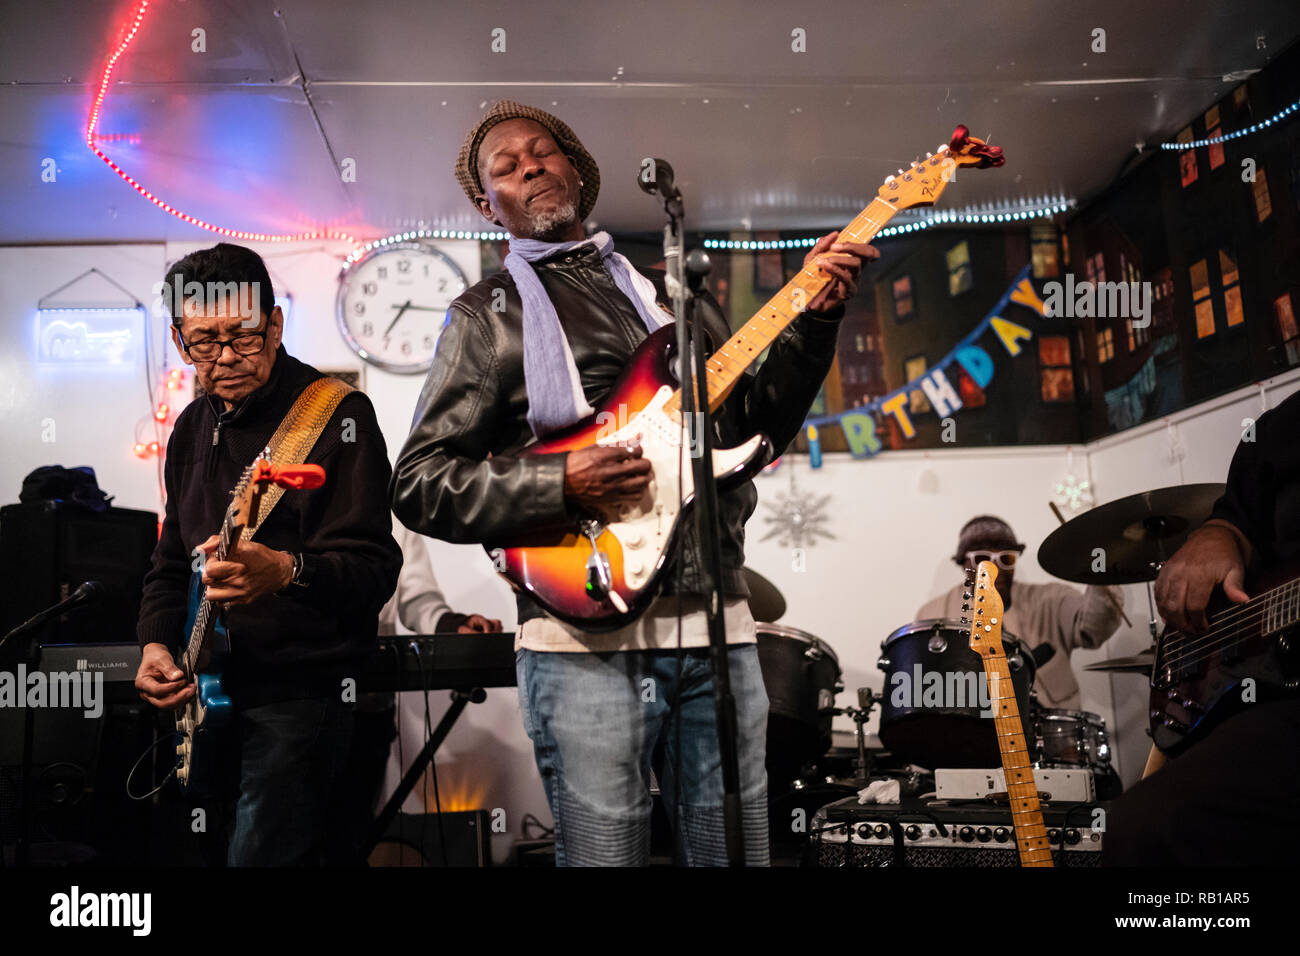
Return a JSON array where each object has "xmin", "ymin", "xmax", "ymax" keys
[{"xmin": 239, "ymin": 376, "xmax": 354, "ymax": 543}]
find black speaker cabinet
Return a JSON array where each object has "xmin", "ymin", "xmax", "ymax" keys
[
  {"xmin": 369, "ymin": 810, "xmax": 491, "ymax": 867},
  {"xmin": 0, "ymin": 501, "xmax": 158, "ymax": 651}
]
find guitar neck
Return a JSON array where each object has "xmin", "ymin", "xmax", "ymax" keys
[
  {"xmin": 982, "ymin": 653, "xmax": 1054, "ymax": 867},
  {"xmin": 663, "ymin": 196, "xmax": 901, "ymax": 417}
]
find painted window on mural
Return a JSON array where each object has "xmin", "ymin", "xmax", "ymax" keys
[
  {"xmin": 1097, "ymin": 327, "xmax": 1115, "ymax": 363},
  {"xmin": 1253, "ymin": 169, "xmax": 1273, "ymax": 223},
  {"xmin": 1276, "ymin": 293, "xmax": 1299, "ymax": 367},
  {"xmin": 1030, "ymin": 222, "xmax": 1059, "ymax": 279},
  {"xmin": 893, "ymin": 275, "xmax": 914, "ymax": 320},
  {"xmin": 904, "ymin": 355, "xmax": 931, "ymax": 413},
  {"xmin": 1191, "ymin": 259, "xmax": 1215, "ymax": 338},
  {"xmin": 1220, "ymin": 250, "xmax": 1243, "ymax": 328},
  {"xmin": 1178, "ymin": 127, "xmax": 1198, "ymax": 187},
  {"xmin": 946, "ymin": 241, "xmax": 972, "ymax": 296},
  {"xmin": 1038, "ymin": 335, "xmax": 1074, "ymax": 403}
]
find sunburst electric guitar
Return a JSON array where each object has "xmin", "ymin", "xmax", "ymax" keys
[
  {"xmin": 175, "ymin": 452, "xmax": 325, "ymax": 793},
  {"xmin": 965, "ymin": 560, "xmax": 1053, "ymax": 867},
  {"xmin": 490, "ymin": 125, "xmax": 1005, "ymax": 630}
]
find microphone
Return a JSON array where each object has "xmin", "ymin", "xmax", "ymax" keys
[
  {"xmin": 637, "ymin": 158, "xmax": 680, "ymax": 201},
  {"xmin": 0, "ymin": 580, "xmax": 107, "ymax": 646}
]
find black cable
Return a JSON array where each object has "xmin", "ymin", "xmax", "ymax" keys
[
  {"xmin": 387, "ymin": 638, "xmax": 403, "ymax": 867},
  {"xmin": 125, "ymin": 732, "xmax": 179, "ymax": 801}
]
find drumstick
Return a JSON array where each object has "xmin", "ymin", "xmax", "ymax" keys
[{"xmin": 1048, "ymin": 500, "xmax": 1133, "ymax": 628}]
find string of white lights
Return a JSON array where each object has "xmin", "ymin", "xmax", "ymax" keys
[
  {"xmin": 1160, "ymin": 96, "xmax": 1300, "ymax": 150},
  {"xmin": 702, "ymin": 196, "xmax": 1075, "ymax": 250}
]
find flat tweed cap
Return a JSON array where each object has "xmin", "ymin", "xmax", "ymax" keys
[{"xmin": 454, "ymin": 100, "xmax": 600, "ymax": 221}]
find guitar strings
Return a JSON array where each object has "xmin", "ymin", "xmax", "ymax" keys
[{"xmin": 1158, "ymin": 580, "xmax": 1297, "ymax": 664}]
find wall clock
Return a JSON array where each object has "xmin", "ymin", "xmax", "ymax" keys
[{"xmin": 336, "ymin": 241, "xmax": 468, "ymax": 373}]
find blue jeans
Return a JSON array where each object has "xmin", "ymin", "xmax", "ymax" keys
[
  {"xmin": 226, "ymin": 696, "xmax": 353, "ymax": 866},
  {"xmin": 516, "ymin": 645, "xmax": 770, "ymax": 866}
]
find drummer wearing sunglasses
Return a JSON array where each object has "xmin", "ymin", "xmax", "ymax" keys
[{"xmin": 915, "ymin": 515, "xmax": 1126, "ymax": 711}]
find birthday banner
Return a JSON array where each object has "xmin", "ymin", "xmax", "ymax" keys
[{"xmin": 804, "ymin": 264, "xmax": 1048, "ymax": 459}]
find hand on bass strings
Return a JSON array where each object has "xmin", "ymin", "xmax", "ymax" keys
[
  {"xmin": 135, "ymin": 642, "xmax": 196, "ymax": 710},
  {"xmin": 1154, "ymin": 519, "xmax": 1251, "ymax": 634}
]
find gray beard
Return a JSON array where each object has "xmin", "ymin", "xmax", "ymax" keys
[{"xmin": 524, "ymin": 196, "xmax": 579, "ymax": 241}]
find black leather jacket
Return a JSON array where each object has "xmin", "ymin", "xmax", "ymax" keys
[{"xmin": 390, "ymin": 242, "xmax": 844, "ymax": 625}]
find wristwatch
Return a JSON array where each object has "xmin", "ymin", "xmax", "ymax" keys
[{"xmin": 284, "ymin": 551, "xmax": 308, "ymax": 591}]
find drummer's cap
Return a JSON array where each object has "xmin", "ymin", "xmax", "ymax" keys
[{"xmin": 954, "ymin": 515, "xmax": 1025, "ymax": 564}]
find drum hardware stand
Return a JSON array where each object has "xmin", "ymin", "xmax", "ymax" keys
[{"xmin": 829, "ymin": 687, "xmax": 879, "ymax": 786}]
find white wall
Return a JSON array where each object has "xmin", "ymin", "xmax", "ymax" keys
[{"xmin": 4, "ymin": 243, "xmax": 1297, "ymax": 860}]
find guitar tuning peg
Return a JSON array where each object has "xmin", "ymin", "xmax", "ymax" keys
[
  {"xmin": 926, "ymin": 151, "xmax": 933, "ymax": 158},
  {"xmin": 897, "ymin": 168, "xmax": 904, "ymax": 176}
]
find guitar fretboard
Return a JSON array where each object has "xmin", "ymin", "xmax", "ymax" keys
[
  {"xmin": 663, "ymin": 196, "xmax": 900, "ymax": 417},
  {"xmin": 981, "ymin": 649, "xmax": 1054, "ymax": 867}
]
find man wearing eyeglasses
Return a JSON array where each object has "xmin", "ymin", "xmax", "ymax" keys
[
  {"xmin": 133, "ymin": 242, "xmax": 401, "ymax": 866},
  {"xmin": 915, "ymin": 515, "xmax": 1126, "ymax": 710}
]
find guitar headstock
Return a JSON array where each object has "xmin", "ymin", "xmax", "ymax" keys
[
  {"xmin": 878, "ymin": 125, "xmax": 1006, "ymax": 211},
  {"xmin": 228, "ymin": 454, "xmax": 327, "ymax": 534},
  {"xmin": 963, "ymin": 559, "xmax": 1006, "ymax": 653}
]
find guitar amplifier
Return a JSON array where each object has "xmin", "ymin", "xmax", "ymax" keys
[
  {"xmin": 810, "ymin": 795, "xmax": 1106, "ymax": 867},
  {"xmin": 0, "ymin": 502, "xmax": 158, "ymax": 650}
]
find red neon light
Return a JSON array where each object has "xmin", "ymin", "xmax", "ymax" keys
[{"xmin": 86, "ymin": 1, "xmax": 358, "ymax": 246}]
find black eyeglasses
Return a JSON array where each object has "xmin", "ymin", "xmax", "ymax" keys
[{"xmin": 176, "ymin": 326, "xmax": 269, "ymax": 363}]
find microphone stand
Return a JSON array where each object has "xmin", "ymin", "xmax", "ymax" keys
[{"xmin": 644, "ymin": 162, "xmax": 745, "ymax": 866}]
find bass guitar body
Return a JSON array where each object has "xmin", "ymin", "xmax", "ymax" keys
[
  {"xmin": 174, "ymin": 569, "xmax": 233, "ymax": 795},
  {"xmin": 491, "ymin": 325, "xmax": 771, "ymax": 631}
]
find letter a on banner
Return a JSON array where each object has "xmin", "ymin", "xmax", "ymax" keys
[{"xmin": 990, "ymin": 316, "xmax": 1033, "ymax": 356}]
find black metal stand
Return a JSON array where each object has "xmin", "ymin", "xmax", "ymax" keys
[
  {"xmin": 0, "ymin": 622, "xmax": 48, "ymax": 868},
  {"xmin": 365, "ymin": 687, "xmax": 486, "ymax": 856},
  {"xmin": 643, "ymin": 159, "xmax": 745, "ymax": 866}
]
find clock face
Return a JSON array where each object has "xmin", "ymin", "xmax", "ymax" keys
[{"xmin": 336, "ymin": 241, "xmax": 469, "ymax": 373}]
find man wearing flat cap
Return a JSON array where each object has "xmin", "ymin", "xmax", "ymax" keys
[
  {"xmin": 391, "ymin": 100, "xmax": 878, "ymax": 866},
  {"xmin": 917, "ymin": 515, "xmax": 1127, "ymax": 710}
]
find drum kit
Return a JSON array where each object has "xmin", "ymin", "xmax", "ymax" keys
[{"xmin": 751, "ymin": 482, "xmax": 1224, "ymax": 813}]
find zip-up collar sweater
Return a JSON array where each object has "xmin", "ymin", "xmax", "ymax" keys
[{"xmin": 137, "ymin": 346, "xmax": 402, "ymax": 705}]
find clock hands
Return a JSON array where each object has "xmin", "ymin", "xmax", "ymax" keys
[{"xmin": 383, "ymin": 301, "xmax": 443, "ymax": 338}]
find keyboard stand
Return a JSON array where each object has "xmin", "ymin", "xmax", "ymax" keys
[{"xmin": 365, "ymin": 686, "xmax": 488, "ymax": 857}]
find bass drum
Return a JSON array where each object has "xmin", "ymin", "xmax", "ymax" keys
[
  {"xmin": 877, "ymin": 619, "xmax": 1036, "ymax": 769},
  {"xmin": 756, "ymin": 624, "xmax": 843, "ymax": 787}
]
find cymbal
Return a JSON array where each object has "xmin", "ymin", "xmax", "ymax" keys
[
  {"xmin": 743, "ymin": 566, "xmax": 787, "ymax": 622},
  {"xmin": 1037, "ymin": 483, "xmax": 1225, "ymax": 585},
  {"xmin": 1084, "ymin": 649, "xmax": 1155, "ymax": 674}
]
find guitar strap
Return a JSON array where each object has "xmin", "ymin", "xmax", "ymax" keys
[{"xmin": 239, "ymin": 376, "xmax": 354, "ymax": 543}]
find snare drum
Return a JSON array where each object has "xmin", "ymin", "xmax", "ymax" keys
[
  {"xmin": 756, "ymin": 624, "xmax": 843, "ymax": 785},
  {"xmin": 877, "ymin": 619, "xmax": 1036, "ymax": 769},
  {"xmin": 1032, "ymin": 708, "xmax": 1112, "ymax": 772}
]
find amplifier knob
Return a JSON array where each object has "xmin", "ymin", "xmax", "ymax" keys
[
  {"xmin": 1065, "ymin": 828, "xmax": 1082, "ymax": 845},
  {"xmin": 958, "ymin": 826, "xmax": 975, "ymax": 843},
  {"xmin": 855, "ymin": 823, "xmax": 873, "ymax": 840},
  {"xmin": 976, "ymin": 827, "xmax": 992, "ymax": 843},
  {"xmin": 1047, "ymin": 828, "xmax": 1062, "ymax": 843},
  {"xmin": 993, "ymin": 827, "xmax": 1010, "ymax": 843},
  {"xmin": 904, "ymin": 825, "xmax": 921, "ymax": 841},
  {"xmin": 873, "ymin": 824, "xmax": 890, "ymax": 840}
]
